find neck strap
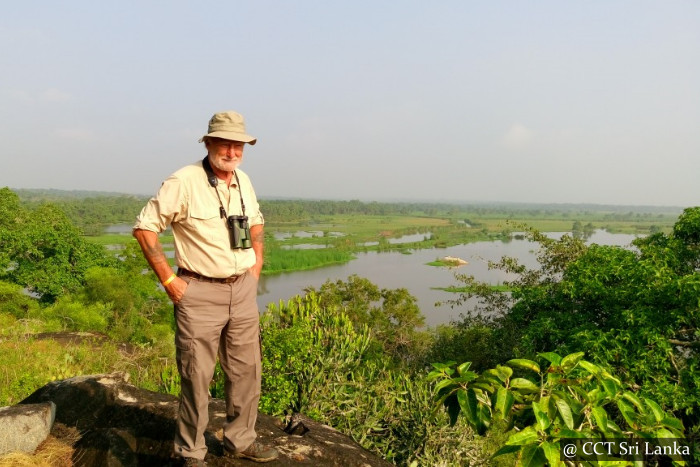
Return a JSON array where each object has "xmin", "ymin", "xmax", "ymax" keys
[{"xmin": 201, "ymin": 156, "xmax": 246, "ymax": 219}]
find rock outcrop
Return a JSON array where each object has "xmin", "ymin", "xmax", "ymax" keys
[
  {"xmin": 0, "ymin": 402, "xmax": 56, "ymax": 456},
  {"xmin": 20, "ymin": 373, "xmax": 392, "ymax": 466}
]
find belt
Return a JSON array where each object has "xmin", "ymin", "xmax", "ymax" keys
[{"xmin": 177, "ymin": 268, "xmax": 242, "ymax": 284}]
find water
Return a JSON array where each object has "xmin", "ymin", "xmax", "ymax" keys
[
  {"xmin": 104, "ymin": 224, "xmax": 133, "ymax": 234},
  {"xmin": 257, "ymin": 230, "xmax": 641, "ymax": 327},
  {"xmin": 106, "ymin": 224, "xmax": 640, "ymax": 326}
]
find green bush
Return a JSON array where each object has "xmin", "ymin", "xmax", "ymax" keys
[
  {"xmin": 0, "ymin": 280, "xmax": 39, "ymax": 319},
  {"xmin": 255, "ymin": 292, "xmax": 489, "ymax": 465},
  {"xmin": 35, "ymin": 297, "xmax": 110, "ymax": 332},
  {"xmin": 430, "ymin": 352, "xmax": 689, "ymax": 466},
  {"xmin": 257, "ymin": 293, "xmax": 372, "ymax": 416}
]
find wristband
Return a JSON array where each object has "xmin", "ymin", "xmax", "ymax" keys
[{"xmin": 162, "ymin": 273, "xmax": 177, "ymax": 286}]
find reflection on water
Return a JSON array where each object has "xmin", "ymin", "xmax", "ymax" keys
[
  {"xmin": 388, "ymin": 233, "xmax": 432, "ymax": 244},
  {"xmin": 257, "ymin": 230, "xmax": 641, "ymax": 327},
  {"xmin": 104, "ymin": 224, "xmax": 133, "ymax": 234}
]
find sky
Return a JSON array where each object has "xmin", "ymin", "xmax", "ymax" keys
[{"xmin": 1, "ymin": 1, "xmax": 698, "ymax": 207}]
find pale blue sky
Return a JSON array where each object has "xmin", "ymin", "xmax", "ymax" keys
[{"xmin": 1, "ymin": 1, "xmax": 698, "ymax": 206}]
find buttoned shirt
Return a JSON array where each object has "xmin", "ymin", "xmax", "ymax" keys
[{"xmin": 134, "ymin": 160, "xmax": 264, "ymax": 278}]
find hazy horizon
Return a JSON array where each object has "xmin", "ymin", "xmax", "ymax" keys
[
  {"xmin": 7, "ymin": 185, "xmax": 688, "ymax": 212},
  {"xmin": 2, "ymin": 2, "xmax": 698, "ymax": 207}
]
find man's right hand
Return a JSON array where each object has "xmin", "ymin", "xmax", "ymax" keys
[{"xmin": 165, "ymin": 276, "xmax": 188, "ymax": 304}]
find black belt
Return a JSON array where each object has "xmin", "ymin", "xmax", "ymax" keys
[{"xmin": 177, "ymin": 268, "xmax": 242, "ymax": 284}]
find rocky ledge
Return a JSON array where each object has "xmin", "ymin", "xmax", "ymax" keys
[{"xmin": 17, "ymin": 372, "xmax": 392, "ymax": 466}]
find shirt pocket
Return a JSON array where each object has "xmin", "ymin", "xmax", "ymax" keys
[{"xmin": 188, "ymin": 202, "xmax": 225, "ymax": 241}]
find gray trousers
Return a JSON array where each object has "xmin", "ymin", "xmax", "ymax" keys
[{"xmin": 173, "ymin": 271, "xmax": 261, "ymax": 460}]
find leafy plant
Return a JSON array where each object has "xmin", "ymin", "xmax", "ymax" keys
[
  {"xmin": 430, "ymin": 352, "xmax": 688, "ymax": 466},
  {"xmin": 257, "ymin": 292, "xmax": 487, "ymax": 465}
]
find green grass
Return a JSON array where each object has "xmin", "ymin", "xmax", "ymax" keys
[
  {"xmin": 0, "ymin": 313, "xmax": 177, "ymax": 406},
  {"xmin": 263, "ymin": 248, "xmax": 355, "ymax": 274}
]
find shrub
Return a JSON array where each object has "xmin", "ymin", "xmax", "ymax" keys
[
  {"xmin": 0, "ymin": 280, "xmax": 39, "ymax": 319},
  {"xmin": 430, "ymin": 352, "xmax": 689, "ymax": 465}
]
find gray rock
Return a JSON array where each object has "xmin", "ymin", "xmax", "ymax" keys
[
  {"xmin": 0, "ymin": 401, "xmax": 56, "ymax": 456},
  {"xmin": 21, "ymin": 372, "xmax": 393, "ymax": 466}
]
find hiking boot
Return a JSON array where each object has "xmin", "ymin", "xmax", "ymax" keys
[
  {"xmin": 227, "ymin": 441, "xmax": 279, "ymax": 463},
  {"xmin": 182, "ymin": 457, "xmax": 207, "ymax": 467}
]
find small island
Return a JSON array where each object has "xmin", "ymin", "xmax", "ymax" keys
[{"xmin": 427, "ymin": 256, "xmax": 469, "ymax": 267}]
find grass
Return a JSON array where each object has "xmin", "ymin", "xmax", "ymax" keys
[
  {"xmin": 427, "ymin": 259, "xmax": 468, "ymax": 267},
  {"xmin": 0, "ymin": 314, "xmax": 177, "ymax": 407}
]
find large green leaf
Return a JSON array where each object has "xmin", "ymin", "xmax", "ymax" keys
[
  {"xmin": 537, "ymin": 352, "xmax": 562, "ymax": 366},
  {"xmin": 540, "ymin": 441, "xmax": 562, "ymax": 467},
  {"xmin": 532, "ymin": 399, "xmax": 551, "ymax": 431},
  {"xmin": 445, "ymin": 394, "xmax": 460, "ymax": 426},
  {"xmin": 507, "ymin": 358, "xmax": 541, "ymax": 374},
  {"xmin": 577, "ymin": 359, "xmax": 600, "ymax": 375},
  {"xmin": 492, "ymin": 444, "xmax": 521, "ymax": 458},
  {"xmin": 586, "ymin": 388, "xmax": 605, "ymax": 405},
  {"xmin": 457, "ymin": 388, "xmax": 479, "ymax": 427},
  {"xmin": 555, "ymin": 398, "xmax": 575, "ymax": 430},
  {"xmin": 430, "ymin": 361, "xmax": 456, "ymax": 373},
  {"xmin": 555, "ymin": 428, "xmax": 586, "ymax": 438},
  {"xmin": 495, "ymin": 386, "xmax": 515, "ymax": 420},
  {"xmin": 486, "ymin": 365, "xmax": 514, "ymax": 383},
  {"xmin": 622, "ymin": 391, "xmax": 645, "ymax": 412},
  {"xmin": 433, "ymin": 378, "xmax": 456, "ymax": 394},
  {"xmin": 471, "ymin": 381, "xmax": 497, "ymax": 392},
  {"xmin": 660, "ymin": 415, "xmax": 685, "ymax": 433},
  {"xmin": 600, "ymin": 377, "xmax": 620, "ymax": 396},
  {"xmin": 655, "ymin": 428, "xmax": 676, "ymax": 438},
  {"xmin": 560, "ymin": 352, "xmax": 585, "ymax": 372},
  {"xmin": 456, "ymin": 361, "xmax": 472, "ymax": 375},
  {"xmin": 643, "ymin": 398, "xmax": 664, "ymax": 423},
  {"xmin": 451, "ymin": 373, "xmax": 478, "ymax": 384},
  {"xmin": 605, "ymin": 418, "xmax": 623, "ymax": 434},
  {"xmin": 506, "ymin": 426, "xmax": 540, "ymax": 446},
  {"xmin": 591, "ymin": 406, "xmax": 609, "ymax": 433},
  {"xmin": 510, "ymin": 378, "xmax": 540, "ymax": 393},
  {"xmin": 517, "ymin": 444, "xmax": 547, "ymax": 467},
  {"xmin": 616, "ymin": 398, "xmax": 639, "ymax": 429}
]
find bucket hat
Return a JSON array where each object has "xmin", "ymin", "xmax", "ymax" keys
[{"xmin": 199, "ymin": 111, "xmax": 257, "ymax": 145}]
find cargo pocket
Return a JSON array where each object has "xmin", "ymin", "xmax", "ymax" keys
[{"xmin": 175, "ymin": 334, "xmax": 196, "ymax": 380}]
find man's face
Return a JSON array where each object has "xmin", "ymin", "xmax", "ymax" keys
[{"xmin": 206, "ymin": 138, "xmax": 244, "ymax": 172}]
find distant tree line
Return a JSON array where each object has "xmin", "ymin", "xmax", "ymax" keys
[{"xmin": 12, "ymin": 188, "xmax": 683, "ymax": 236}]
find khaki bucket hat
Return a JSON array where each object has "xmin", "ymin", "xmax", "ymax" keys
[{"xmin": 198, "ymin": 111, "xmax": 257, "ymax": 145}]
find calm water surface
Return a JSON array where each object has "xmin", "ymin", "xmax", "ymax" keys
[{"xmin": 257, "ymin": 231, "xmax": 641, "ymax": 327}]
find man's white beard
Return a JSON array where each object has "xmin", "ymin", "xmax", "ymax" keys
[{"xmin": 211, "ymin": 157, "xmax": 241, "ymax": 173}]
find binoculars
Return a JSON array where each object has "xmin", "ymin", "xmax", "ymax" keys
[{"xmin": 226, "ymin": 215, "xmax": 252, "ymax": 249}]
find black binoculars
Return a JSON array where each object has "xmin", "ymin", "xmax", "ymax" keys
[{"xmin": 226, "ymin": 215, "xmax": 252, "ymax": 249}]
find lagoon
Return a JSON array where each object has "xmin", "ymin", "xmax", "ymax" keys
[{"xmin": 257, "ymin": 230, "xmax": 641, "ymax": 327}]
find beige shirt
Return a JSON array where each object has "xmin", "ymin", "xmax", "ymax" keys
[{"xmin": 134, "ymin": 160, "xmax": 264, "ymax": 278}]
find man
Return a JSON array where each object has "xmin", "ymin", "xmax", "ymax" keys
[{"xmin": 133, "ymin": 111, "xmax": 278, "ymax": 466}]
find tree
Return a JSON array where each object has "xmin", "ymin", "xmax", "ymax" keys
[
  {"xmin": 310, "ymin": 275, "xmax": 430, "ymax": 366},
  {"xmin": 441, "ymin": 207, "xmax": 700, "ymax": 434},
  {"xmin": 0, "ymin": 188, "xmax": 114, "ymax": 303}
]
